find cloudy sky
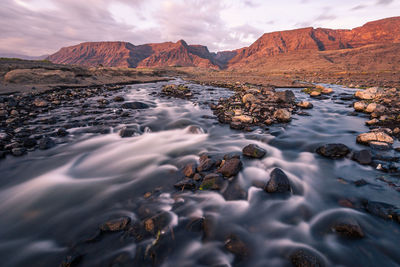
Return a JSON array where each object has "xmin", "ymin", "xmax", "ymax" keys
[{"xmin": 0, "ymin": 0, "xmax": 399, "ymax": 56}]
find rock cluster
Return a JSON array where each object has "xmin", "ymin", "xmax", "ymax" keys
[
  {"xmin": 211, "ymin": 86, "xmax": 299, "ymax": 130},
  {"xmin": 161, "ymin": 84, "xmax": 193, "ymax": 98}
]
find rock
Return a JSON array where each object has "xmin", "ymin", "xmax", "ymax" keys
[
  {"xmin": 56, "ymin": 128, "xmax": 69, "ymax": 137},
  {"xmin": 162, "ymin": 84, "xmax": 192, "ymax": 98},
  {"xmin": 370, "ymin": 141, "xmax": 391, "ymax": 150},
  {"xmin": 265, "ymin": 168, "xmax": 291, "ymax": 193},
  {"xmin": 310, "ymin": 91, "xmax": 321, "ymax": 97},
  {"xmin": 365, "ymin": 118, "xmax": 379, "ymax": 126},
  {"xmin": 321, "ymin": 88, "xmax": 333, "ymax": 94},
  {"xmin": 23, "ymin": 138, "xmax": 37, "ymax": 148},
  {"xmin": 290, "ymin": 249, "xmax": 324, "ymax": 267},
  {"xmin": 197, "ymin": 155, "xmax": 215, "ymax": 172},
  {"xmin": 12, "ymin": 147, "xmax": 26, "ymax": 156},
  {"xmin": 119, "ymin": 127, "xmax": 138, "ymax": 138},
  {"xmin": 174, "ymin": 179, "xmax": 196, "ymax": 190},
  {"xmin": 113, "ymin": 96, "xmax": 125, "ymax": 102},
  {"xmin": 355, "ymin": 88, "xmax": 377, "ymax": 100},
  {"xmin": 354, "ymin": 179, "xmax": 368, "ymax": 187},
  {"xmin": 273, "ymin": 109, "xmax": 291, "ymax": 122},
  {"xmin": 99, "ymin": 217, "xmax": 131, "ymax": 232},
  {"xmin": 395, "ymin": 147, "xmax": 400, "ymax": 152},
  {"xmin": 365, "ymin": 103, "xmax": 385, "ymax": 114},
  {"xmin": 200, "ymin": 173, "xmax": 225, "ymax": 190},
  {"xmin": 218, "ymin": 158, "xmax": 242, "ymax": 177},
  {"xmin": 33, "ymin": 98, "xmax": 48, "ymax": 107},
  {"xmin": 332, "ymin": 218, "xmax": 364, "ymax": 238},
  {"xmin": 230, "ymin": 121, "xmax": 244, "ymax": 130},
  {"xmin": 364, "ymin": 201, "xmax": 399, "ymax": 222},
  {"xmin": 38, "ymin": 137, "xmax": 55, "ymax": 150},
  {"xmin": 242, "ymin": 144, "xmax": 266, "ymax": 159},
  {"xmin": 224, "ymin": 235, "xmax": 249, "ymax": 259},
  {"xmin": 316, "ymin": 144, "xmax": 350, "ymax": 159},
  {"xmin": 356, "ymin": 132, "xmax": 394, "ymax": 145},
  {"xmin": 297, "ymin": 101, "xmax": 313, "ymax": 109},
  {"xmin": 352, "ymin": 150, "xmax": 372, "ymax": 165},
  {"xmin": 242, "ymin": 93, "xmax": 256, "ymax": 103},
  {"xmin": 276, "ymin": 90, "xmax": 295, "ymax": 103},
  {"xmin": 353, "ymin": 101, "xmax": 366, "ymax": 112},
  {"xmin": 121, "ymin": 102, "xmax": 149, "ymax": 109},
  {"xmin": 232, "ymin": 115, "xmax": 253, "ymax": 124},
  {"xmin": 183, "ymin": 163, "xmax": 196, "ymax": 177},
  {"xmin": 60, "ymin": 252, "xmax": 83, "ymax": 267}
]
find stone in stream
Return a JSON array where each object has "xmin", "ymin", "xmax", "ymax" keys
[
  {"xmin": 352, "ymin": 149, "xmax": 372, "ymax": 165},
  {"xmin": 183, "ymin": 163, "xmax": 196, "ymax": 177},
  {"xmin": 357, "ymin": 132, "xmax": 394, "ymax": 145},
  {"xmin": 60, "ymin": 252, "xmax": 83, "ymax": 267},
  {"xmin": 121, "ymin": 102, "xmax": 149, "ymax": 109},
  {"xmin": 200, "ymin": 173, "xmax": 225, "ymax": 190},
  {"xmin": 197, "ymin": 155, "xmax": 215, "ymax": 172},
  {"xmin": 218, "ymin": 158, "xmax": 242, "ymax": 177},
  {"xmin": 56, "ymin": 128, "xmax": 69, "ymax": 137},
  {"xmin": 38, "ymin": 136, "xmax": 55, "ymax": 150},
  {"xmin": 353, "ymin": 101, "xmax": 367, "ymax": 112},
  {"xmin": 363, "ymin": 201, "xmax": 400, "ymax": 223},
  {"xmin": 12, "ymin": 147, "xmax": 26, "ymax": 156},
  {"xmin": 174, "ymin": 179, "xmax": 196, "ymax": 190},
  {"xmin": 265, "ymin": 168, "xmax": 291, "ymax": 193},
  {"xmin": 297, "ymin": 101, "xmax": 313, "ymax": 109},
  {"xmin": 276, "ymin": 90, "xmax": 295, "ymax": 103},
  {"xmin": 370, "ymin": 141, "xmax": 391, "ymax": 150},
  {"xmin": 33, "ymin": 98, "xmax": 48, "ymax": 107},
  {"xmin": 99, "ymin": 216, "xmax": 131, "ymax": 232},
  {"xmin": 242, "ymin": 144, "xmax": 266, "ymax": 159},
  {"xmin": 316, "ymin": 144, "xmax": 350, "ymax": 159},
  {"xmin": 23, "ymin": 138, "xmax": 37, "ymax": 148},
  {"xmin": 273, "ymin": 108, "xmax": 291, "ymax": 122},
  {"xmin": 224, "ymin": 235, "xmax": 250, "ymax": 259},
  {"xmin": 113, "ymin": 96, "xmax": 125, "ymax": 102},
  {"xmin": 290, "ymin": 249, "xmax": 324, "ymax": 267},
  {"xmin": 332, "ymin": 218, "xmax": 364, "ymax": 238},
  {"xmin": 119, "ymin": 127, "xmax": 138, "ymax": 138}
]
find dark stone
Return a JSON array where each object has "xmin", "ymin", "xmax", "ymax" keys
[
  {"xmin": 183, "ymin": 163, "xmax": 196, "ymax": 177},
  {"xmin": 224, "ymin": 235, "xmax": 249, "ymax": 259},
  {"xmin": 60, "ymin": 252, "xmax": 83, "ymax": 267},
  {"xmin": 99, "ymin": 217, "xmax": 131, "ymax": 232},
  {"xmin": 354, "ymin": 179, "xmax": 368, "ymax": 187},
  {"xmin": 316, "ymin": 144, "xmax": 350, "ymax": 159},
  {"xmin": 352, "ymin": 150, "xmax": 372, "ymax": 165},
  {"xmin": 38, "ymin": 137, "xmax": 55, "ymax": 150},
  {"xmin": 242, "ymin": 144, "xmax": 266, "ymax": 159},
  {"xmin": 332, "ymin": 218, "xmax": 364, "ymax": 238},
  {"xmin": 174, "ymin": 179, "xmax": 196, "ymax": 190},
  {"xmin": 218, "ymin": 158, "xmax": 242, "ymax": 177},
  {"xmin": 265, "ymin": 168, "xmax": 291, "ymax": 193},
  {"xmin": 121, "ymin": 102, "xmax": 149, "ymax": 109},
  {"xmin": 197, "ymin": 155, "xmax": 215, "ymax": 172},
  {"xmin": 143, "ymin": 212, "xmax": 172, "ymax": 235},
  {"xmin": 119, "ymin": 127, "xmax": 138, "ymax": 138},
  {"xmin": 290, "ymin": 249, "xmax": 323, "ymax": 267},
  {"xmin": 364, "ymin": 201, "xmax": 399, "ymax": 222},
  {"xmin": 23, "ymin": 138, "xmax": 37, "ymax": 148},
  {"xmin": 113, "ymin": 96, "xmax": 125, "ymax": 102},
  {"xmin": 276, "ymin": 90, "xmax": 296, "ymax": 103},
  {"xmin": 200, "ymin": 173, "xmax": 225, "ymax": 190}
]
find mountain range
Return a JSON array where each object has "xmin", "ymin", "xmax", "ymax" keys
[{"xmin": 47, "ymin": 17, "xmax": 400, "ymax": 71}]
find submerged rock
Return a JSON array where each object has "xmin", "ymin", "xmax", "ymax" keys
[
  {"xmin": 121, "ymin": 102, "xmax": 149, "ymax": 109},
  {"xmin": 352, "ymin": 149, "xmax": 372, "ymax": 165},
  {"xmin": 224, "ymin": 235, "xmax": 249, "ymax": 259},
  {"xmin": 242, "ymin": 144, "xmax": 266, "ymax": 159},
  {"xmin": 99, "ymin": 217, "xmax": 131, "ymax": 232},
  {"xmin": 218, "ymin": 158, "xmax": 242, "ymax": 177},
  {"xmin": 265, "ymin": 168, "xmax": 291, "ymax": 193},
  {"xmin": 38, "ymin": 137, "xmax": 55, "ymax": 150},
  {"xmin": 273, "ymin": 108, "xmax": 291, "ymax": 122},
  {"xmin": 174, "ymin": 179, "xmax": 196, "ymax": 190},
  {"xmin": 316, "ymin": 144, "xmax": 350, "ymax": 159},
  {"xmin": 332, "ymin": 218, "xmax": 364, "ymax": 238},
  {"xmin": 290, "ymin": 249, "xmax": 324, "ymax": 267}
]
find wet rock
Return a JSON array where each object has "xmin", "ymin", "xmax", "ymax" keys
[
  {"xmin": 12, "ymin": 147, "xmax": 26, "ymax": 156},
  {"xmin": 38, "ymin": 137, "xmax": 55, "ymax": 150},
  {"xmin": 297, "ymin": 101, "xmax": 313, "ymax": 109},
  {"xmin": 121, "ymin": 102, "xmax": 149, "ymax": 109},
  {"xmin": 395, "ymin": 147, "xmax": 400, "ymax": 152},
  {"xmin": 353, "ymin": 101, "xmax": 367, "ymax": 112},
  {"xmin": 232, "ymin": 115, "xmax": 253, "ymax": 124},
  {"xmin": 365, "ymin": 118, "xmax": 379, "ymax": 126},
  {"xmin": 197, "ymin": 155, "xmax": 215, "ymax": 172},
  {"xmin": 273, "ymin": 108, "xmax": 291, "ymax": 122},
  {"xmin": 276, "ymin": 90, "xmax": 295, "ymax": 103},
  {"xmin": 183, "ymin": 163, "xmax": 196, "ymax": 177},
  {"xmin": 352, "ymin": 149, "xmax": 372, "ymax": 165},
  {"xmin": 363, "ymin": 201, "xmax": 399, "ymax": 222},
  {"xmin": 365, "ymin": 103, "xmax": 385, "ymax": 114},
  {"xmin": 113, "ymin": 96, "xmax": 125, "ymax": 102},
  {"xmin": 316, "ymin": 144, "xmax": 350, "ymax": 159},
  {"xmin": 355, "ymin": 88, "xmax": 377, "ymax": 100},
  {"xmin": 357, "ymin": 132, "xmax": 394, "ymax": 145},
  {"xmin": 218, "ymin": 158, "xmax": 242, "ymax": 177},
  {"xmin": 99, "ymin": 217, "xmax": 131, "ymax": 232},
  {"xmin": 265, "ymin": 168, "xmax": 291, "ymax": 193},
  {"xmin": 332, "ymin": 218, "xmax": 364, "ymax": 238},
  {"xmin": 310, "ymin": 91, "xmax": 321, "ymax": 97},
  {"xmin": 370, "ymin": 141, "xmax": 391, "ymax": 150},
  {"xmin": 224, "ymin": 235, "xmax": 249, "ymax": 259},
  {"xmin": 119, "ymin": 127, "xmax": 138, "ymax": 138},
  {"xmin": 321, "ymin": 88, "xmax": 333, "ymax": 94},
  {"xmin": 200, "ymin": 173, "xmax": 225, "ymax": 190},
  {"xmin": 290, "ymin": 249, "xmax": 323, "ymax": 267},
  {"xmin": 162, "ymin": 84, "xmax": 192, "ymax": 98},
  {"xmin": 143, "ymin": 212, "xmax": 172, "ymax": 235},
  {"xmin": 33, "ymin": 98, "xmax": 48, "ymax": 107},
  {"xmin": 242, "ymin": 144, "xmax": 266, "ymax": 159},
  {"xmin": 230, "ymin": 121, "xmax": 244, "ymax": 130},
  {"xmin": 174, "ymin": 179, "xmax": 196, "ymax": 190}
]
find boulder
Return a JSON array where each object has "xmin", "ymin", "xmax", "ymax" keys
[
  {"xmin": 197, "ymin": 155, "xmax": 215, "ymax": 172},
  {"xmin": 242, "ymin": 144, "xmax": 266, "ymax": 159},
  {"xmin": 316, "ymin": 144, "xmax": 350, "ymax": 159},
  {"xmin": 310, "ymin": 91, "xmax": 321, "ymax": 97},
  {"xmin": 290, "ymin": 249, "xmax": 324, "ymax": 267},
  {"xmin": 276, "ymin": 90, "xmax": 295, "ymax": 103},
  {"xmin": 332, "ymin": 218, "xmax": 364, "ymax": 238},
  {"xmin": 273, "ymin": 109, "xmax": 291, "ymax": 122},
  {"xmin": 352, "ymin": 149, "xmax": 372, "ymax": 165},
  {"xmin": 38, "ymin": 137, "xmax": 55, "ymax": 150},
  {"xmin": 224, "ymin": 235, "xmax": 249, "ymax": 259},
  {"xmin": 365, "ymin": 103, "xmax": 385, "ymax": 114},
  {"xmin": 242, "ymin": 93, "xmax": 256, "ymax": 103},
  {"xmin": 353, "ymin": 101, "xmax": 366, "ymax": 112},
  {"xmin": 121, "ymin": 102, "xmax": 149, "ymax": 109},
  {"xmin": 218, "ymin": 158, "xmax": 242, "ymax": 177},
  {"xmin": 357, "ymin": 132, "xmax": 394, "ymax": 145},
  {"xmin": 265, "ymin": 168, "xmax": 291, "ymax": 193},
  {"xmin": 232, "ymin": 115, "xmax": 253, "ymax": 124},
  {"xmin": 200, "ymin": 173, "xmax": 225, "ymax": 190},
  {"xmin": 297, "ymin": 101, "xmax": 313, "ymax": 109}
]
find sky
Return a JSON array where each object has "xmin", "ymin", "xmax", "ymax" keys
[{"xmin": 0, "ymin": 0, "xmax": 399, "ymax": 56}]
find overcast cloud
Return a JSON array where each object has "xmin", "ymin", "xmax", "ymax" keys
[{"xmin": 0, "ymin": 0, "xmax": 399, "ymax": 56}]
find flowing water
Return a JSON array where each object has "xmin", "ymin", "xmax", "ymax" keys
[{"xmin": 0, "ymin": 80, "xmax": 399, "ymax": 266}]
